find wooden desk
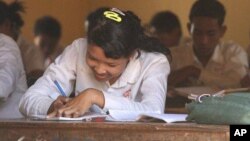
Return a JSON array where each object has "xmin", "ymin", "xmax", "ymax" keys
[{"xmin": 0, "ymin": 119, "xmax": 229, "ymax": 141}]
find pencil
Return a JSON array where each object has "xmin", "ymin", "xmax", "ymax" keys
[{"xmin": 54, "ymin": 80, "xmax": 67, "ymax": 97}]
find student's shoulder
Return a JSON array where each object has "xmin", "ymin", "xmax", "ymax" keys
[
  {"xmin": 220, "ymin": 40, "xmax": 245, "ymax": 53},
  {"xmin": 70, "ymin": 38, "xmax": 87, "ymax": 47},
  {"xmin": 64, "ymin": 38, "xmax": 87, "ymax": 52},
  {"xmin": 139, "ymin": 50, "xmax": 169, "ymax": 65},
  {"xmin": 0, "ymin": 33, "xmax": 19, "ymax": 51},
  {"xmin": 0, "ymin": 33, "xmax": 17, "ymax": 45}
]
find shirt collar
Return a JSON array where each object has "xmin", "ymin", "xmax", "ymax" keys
[
  {"xmin": 110, "ymin": 51, "xmax": 141, "ymax": 88},
  {"xmin": 191, "ymin": 42, "xmax": 220, "ymax": 66}
]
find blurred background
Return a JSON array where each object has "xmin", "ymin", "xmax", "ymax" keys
[{"xmin": 3, "ymin": 0, "xmax": 250, "ymax": 48}]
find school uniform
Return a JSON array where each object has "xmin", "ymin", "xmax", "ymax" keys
[
  {"xmin": 19, "ymin": 38, "xmax": 170, "ymax": 116},
  {"xmin": 170, "ymin": 41, "xmax": 249, "ymax": 88},
  {"xmin": 0, "ymin": 33, "xmax": 27, "ymax": 119}
]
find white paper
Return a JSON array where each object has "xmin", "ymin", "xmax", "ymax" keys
[
  {"xmin": 30, "ymin": 110, "xmax": 187, "ymax": 123},
  {"xmin": 137, "ymin": 113, "xmax": 187, "ymax": 123},
  {"xmin": 30, "ymin": 112, "xmax": 107, "ymax": 121}
]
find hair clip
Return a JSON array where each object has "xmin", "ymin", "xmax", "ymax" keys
[
  {"xmin": 111, "ymin": 8, "xmax": 125, "ymax": 16},
  {"xmin": 104, "ymin": 9, "xmax": 123, "ymax": 22}
]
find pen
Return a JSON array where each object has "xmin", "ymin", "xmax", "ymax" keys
[{"xmin": 54, "ymin": 80, "xmax": 66, "ymax": 97}]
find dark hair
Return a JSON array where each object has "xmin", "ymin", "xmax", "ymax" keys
[
  {"xmin": 189, "ymin": 0, "xmax": 226, "ymax": 25},
  {"xmin": 0, "ymin": 1, "xmax": 8, "ymax": 25},
  {"xmin": 87, "ymin": 8, "xmax": 171, "ymax": 59},
  {"xmin": 7, "ymin": 1, "xmax": 25, "ymax": 29},
  {"xmin": 150, "ymin": 11, "xmax": 181, "ymax": 33},
  {"xmin": 85, "ymin": 7, "xmax": 110, "ymax": 32},
  {"xmin": 34, "ymin": 16, "xmax": 62, "ymax": 38}
]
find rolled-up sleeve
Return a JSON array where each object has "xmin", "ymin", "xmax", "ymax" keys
[{"xmin": 19, "ymin": 39, "xmax": 81, "ymax": 116}]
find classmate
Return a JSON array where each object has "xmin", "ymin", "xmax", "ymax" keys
[
  {"xmin": 168, "ymin": 0, "xmax": 248, "ymax": 89},
  {"xmin": 33, "ymin": 16, "xmax": 63, "ymax": 68},
  {"xmin": 19, "ymin": 8, "xmax": 171, "ymax": 117},
  {"xmin": 25, "ymin": 16, "xmax": 63, "ymax": 87},
  {"xmin": 148, "ymin": 11, "xmax": 182, "ymax": 48},
  {"xmin": 0, "ymin": 1, "xmax": 27, "ymax": 118},
  {"xmin": 5, "ymin": 1, "xmax": 44, "ymax": 74},
  {"xmin": 147, "ymin": 10, "xmax": 191, "ymax": 48}
]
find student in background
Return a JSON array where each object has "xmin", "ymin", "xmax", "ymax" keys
[
  {"xmin": 33, "ymin": 16, "xmax": 63, "ymax": 68},
  {"xmin": 6, "ymin": 1, "xmax": 44, "ymax": 75},
  {"xmin": 0, "ymin": 1, "xmax": 27, "ymax": 118},
  {"xmin": 168, "ymin": 0, "xmax": 248, "ymax": 90},
  {"xmin": 26, "ymin": 16, "xmax": 63, "ymax": 87},
  {"xmin": 19, "ymin": 7, "xmax": 170, "ymax": 117},
  {"xmin": 147, "ymin": 10, "xmax": 191, "ymax": 48}
]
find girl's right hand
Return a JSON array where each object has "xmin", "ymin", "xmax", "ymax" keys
[{"xmin": 47, "ymin": 96, "xmax": 71, "ymax": 115}]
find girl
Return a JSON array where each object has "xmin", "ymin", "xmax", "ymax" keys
[{"xmin": 19, "ymin": 8, "xmax": 171, "ymax": 118}]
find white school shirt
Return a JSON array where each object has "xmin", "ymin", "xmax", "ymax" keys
[
  {"xmin": 19, "ymin": 38, "xmax": 170, "ymax": 116},
  {"xmin": 170, "ymin": 41, "xmax": 248, "ymax": 89},
  {"xmin": 0, "ymin": 34, "xmax": 27, "ymax": 119}
]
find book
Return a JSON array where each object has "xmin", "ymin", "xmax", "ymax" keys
[
  {"xmin": 137, "ymin": 113, "xmax": 187, "ymax": 123},
  {"xmin": 30, "ymin": 112, "xmax": 108, "ymax": 122},
  {"xmin": 30, "ymin": 110, "xmax": 187, "ymax": 123},
  {"xmin": 106, "ymin": 110, "xmax": 187, "ymax": 123}
]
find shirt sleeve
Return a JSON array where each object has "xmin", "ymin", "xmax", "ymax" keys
[
  {"xmin": 0, "ymin": 40, "xmax": 22, "ymax": 98},
  {"xmin": 19, "ymin": 39, "xmax": 81, "ymax": 116},
  {"xmin": 103, "ymin": 58, "xmax": 170, "ymax": 113}
]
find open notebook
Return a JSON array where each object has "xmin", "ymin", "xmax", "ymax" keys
[{"xmin": 30, "ymin": 110, "xmax": 187, "ymax": 123}]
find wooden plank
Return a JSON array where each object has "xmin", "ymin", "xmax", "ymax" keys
[{"xmin": 0, "ymin": 119, "xmax": 229, "ymax": 141}]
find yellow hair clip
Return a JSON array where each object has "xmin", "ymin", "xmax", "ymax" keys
[{"xmin": 104, "ymin": 8, "xmax": 124, "ymax": 22}]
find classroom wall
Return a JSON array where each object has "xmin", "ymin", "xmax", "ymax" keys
[
  {"xmin": 88, "ymin": 0, "xmax": 250, "ymax": 48},
  {"xmin": 4, "ymin": 0, "xmax": 250, "ymax": 48},
  {"xmin": 4, "ymin": 0, "xmax": 89, "ymax": 46}
]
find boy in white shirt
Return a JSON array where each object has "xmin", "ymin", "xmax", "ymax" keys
[
  {"xmin": 169, "ymin": 0, "xmax": 248, "ymax": 89},
  {"xmin": 166, "ymin": 0, "xmax": 248, "ymax": 111}
]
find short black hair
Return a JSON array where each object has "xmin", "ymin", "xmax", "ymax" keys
[
  {"xmin": 189, "ymin": 0, "xmax": 226, "ymax": 25},
  {"xmin": 150, "ymin": 11, "xmax": 181, "ymax": 33},
  {"xmin": 34, "ymin": 16, "xmax": 61, "ymax": 38}
]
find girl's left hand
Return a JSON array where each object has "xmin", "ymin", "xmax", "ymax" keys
[{"xmin": 47, "ymin": 88, "xmax": 105, "ymax": 118}]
